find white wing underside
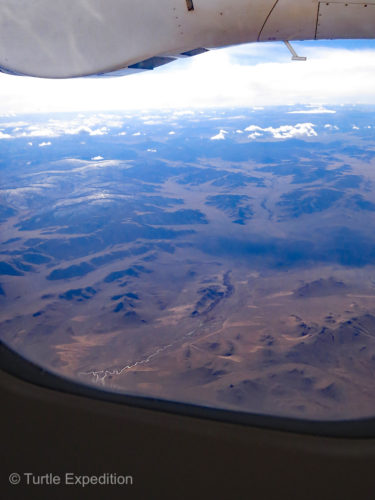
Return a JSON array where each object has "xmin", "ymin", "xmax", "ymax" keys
[{"xmin": 0, "ymin": 0, "xmax": 374, "ymax": 79}]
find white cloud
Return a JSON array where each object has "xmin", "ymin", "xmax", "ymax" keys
[
  {"xmin": 352, "ymin": 125, "xmax": 360, "ymax": 130},
  {"xmin": 210, "ymin": 129, "xmax": 228, "ymax": 140},
  {"xmin": 245, "ymin": 123, "xmax": 317, "ymax": 140},
  {"xmin": 143, "ymin": 120, "xmax": 162, "ymax": 125},
  {"xmin": 168, "ymin": 131, "xmax": 175, "ymax": 135},
  {"xmin": 288, "ymin": 107, "xmax": 336, "ymax": 114},
  {"xmin": 324, "ymin": 124, "xmax": 339, "ymax": 130},
  {"xmin": 25, "ymin": 126, "xmax": 59, "ymax": 137},
  {"xmin": 248, "ymin": 132, "xmax": 263, "ymax": 139},
  {"xmin": 132, "ymin": 132, "xmax": 141, "ymax": 136},
  {"xmin": 91, "ymin": 156, "xmax": 104, "ymax": 160},
  {"xmin": 173, "ymin": 110, "xmax": 195, "ymax": 116},
  {"xmin": 147, "ymin": 148, "xmax": 157, "ymax": 152},
  {"xmin": 0, "ymin": 114, "xmax": 124, "ymax": 138},
  {"xmin": 38, "ymin": 141, "xmax": 51, "ymax": 147},
  {"xmin": 1, "ymin": 121, "xmax": 28, "ymax": 128},
  {"xmin": 89, "ymin": 127, "xmax": 108, "ymax": 136},
  {"xmin": 0, "ymin": 131, "xmax": 12, "ymax": 139}
]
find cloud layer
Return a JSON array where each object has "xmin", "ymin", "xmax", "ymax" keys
[
  {"xmin": 0, "ymin": 41, "xmax": 375, "ymax": 113},
  {"xmin": 0, "ymin": 114, "xmax": 123, "ymax": 139},
  {"xmin": 0, "ymin": 109, "xmax": 373, "ymax": 146},
  {"xmin": 245, "ymin": 123, "xmax": 317, "ymax": 140}
]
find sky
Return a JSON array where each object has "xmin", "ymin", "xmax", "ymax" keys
[{"xmin": 1, "ymin": 40, "xmax": 375, "ymax": 114}]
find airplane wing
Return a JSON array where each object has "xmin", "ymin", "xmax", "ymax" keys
[{"xmin": 0, "ymin": 0, "xmax": 374, "ymax": 78}]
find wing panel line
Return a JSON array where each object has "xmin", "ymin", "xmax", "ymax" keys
[{"xmin": 257, "ymin": 0, "xmax": 280, "ymax": 41}]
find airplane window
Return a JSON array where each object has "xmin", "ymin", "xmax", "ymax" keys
[{"xmin": 1, "ymin": 40, "xmax": 375, "ymax": 422}]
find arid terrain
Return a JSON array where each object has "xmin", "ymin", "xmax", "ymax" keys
[{"xmin": 1, "ymin": 106, "xmax": 375, "ymax": 419}]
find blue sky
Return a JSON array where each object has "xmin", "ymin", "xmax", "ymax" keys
[{"xmin": 0, "ymin": 39, "xmax": 375, "ymax": 114}]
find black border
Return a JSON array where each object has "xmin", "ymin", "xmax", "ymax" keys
[{"xmin": 1, "ymin": 341, "xmax": 375, "ymax": 438}]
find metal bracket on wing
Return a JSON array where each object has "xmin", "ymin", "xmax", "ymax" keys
[
  {"xmin": 284, "ymin": 41, "xmax": 307, "ymax": 61},
  {"xmin": 89, "ymin": 48, "xmax": 208, "ymax": 78}
]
